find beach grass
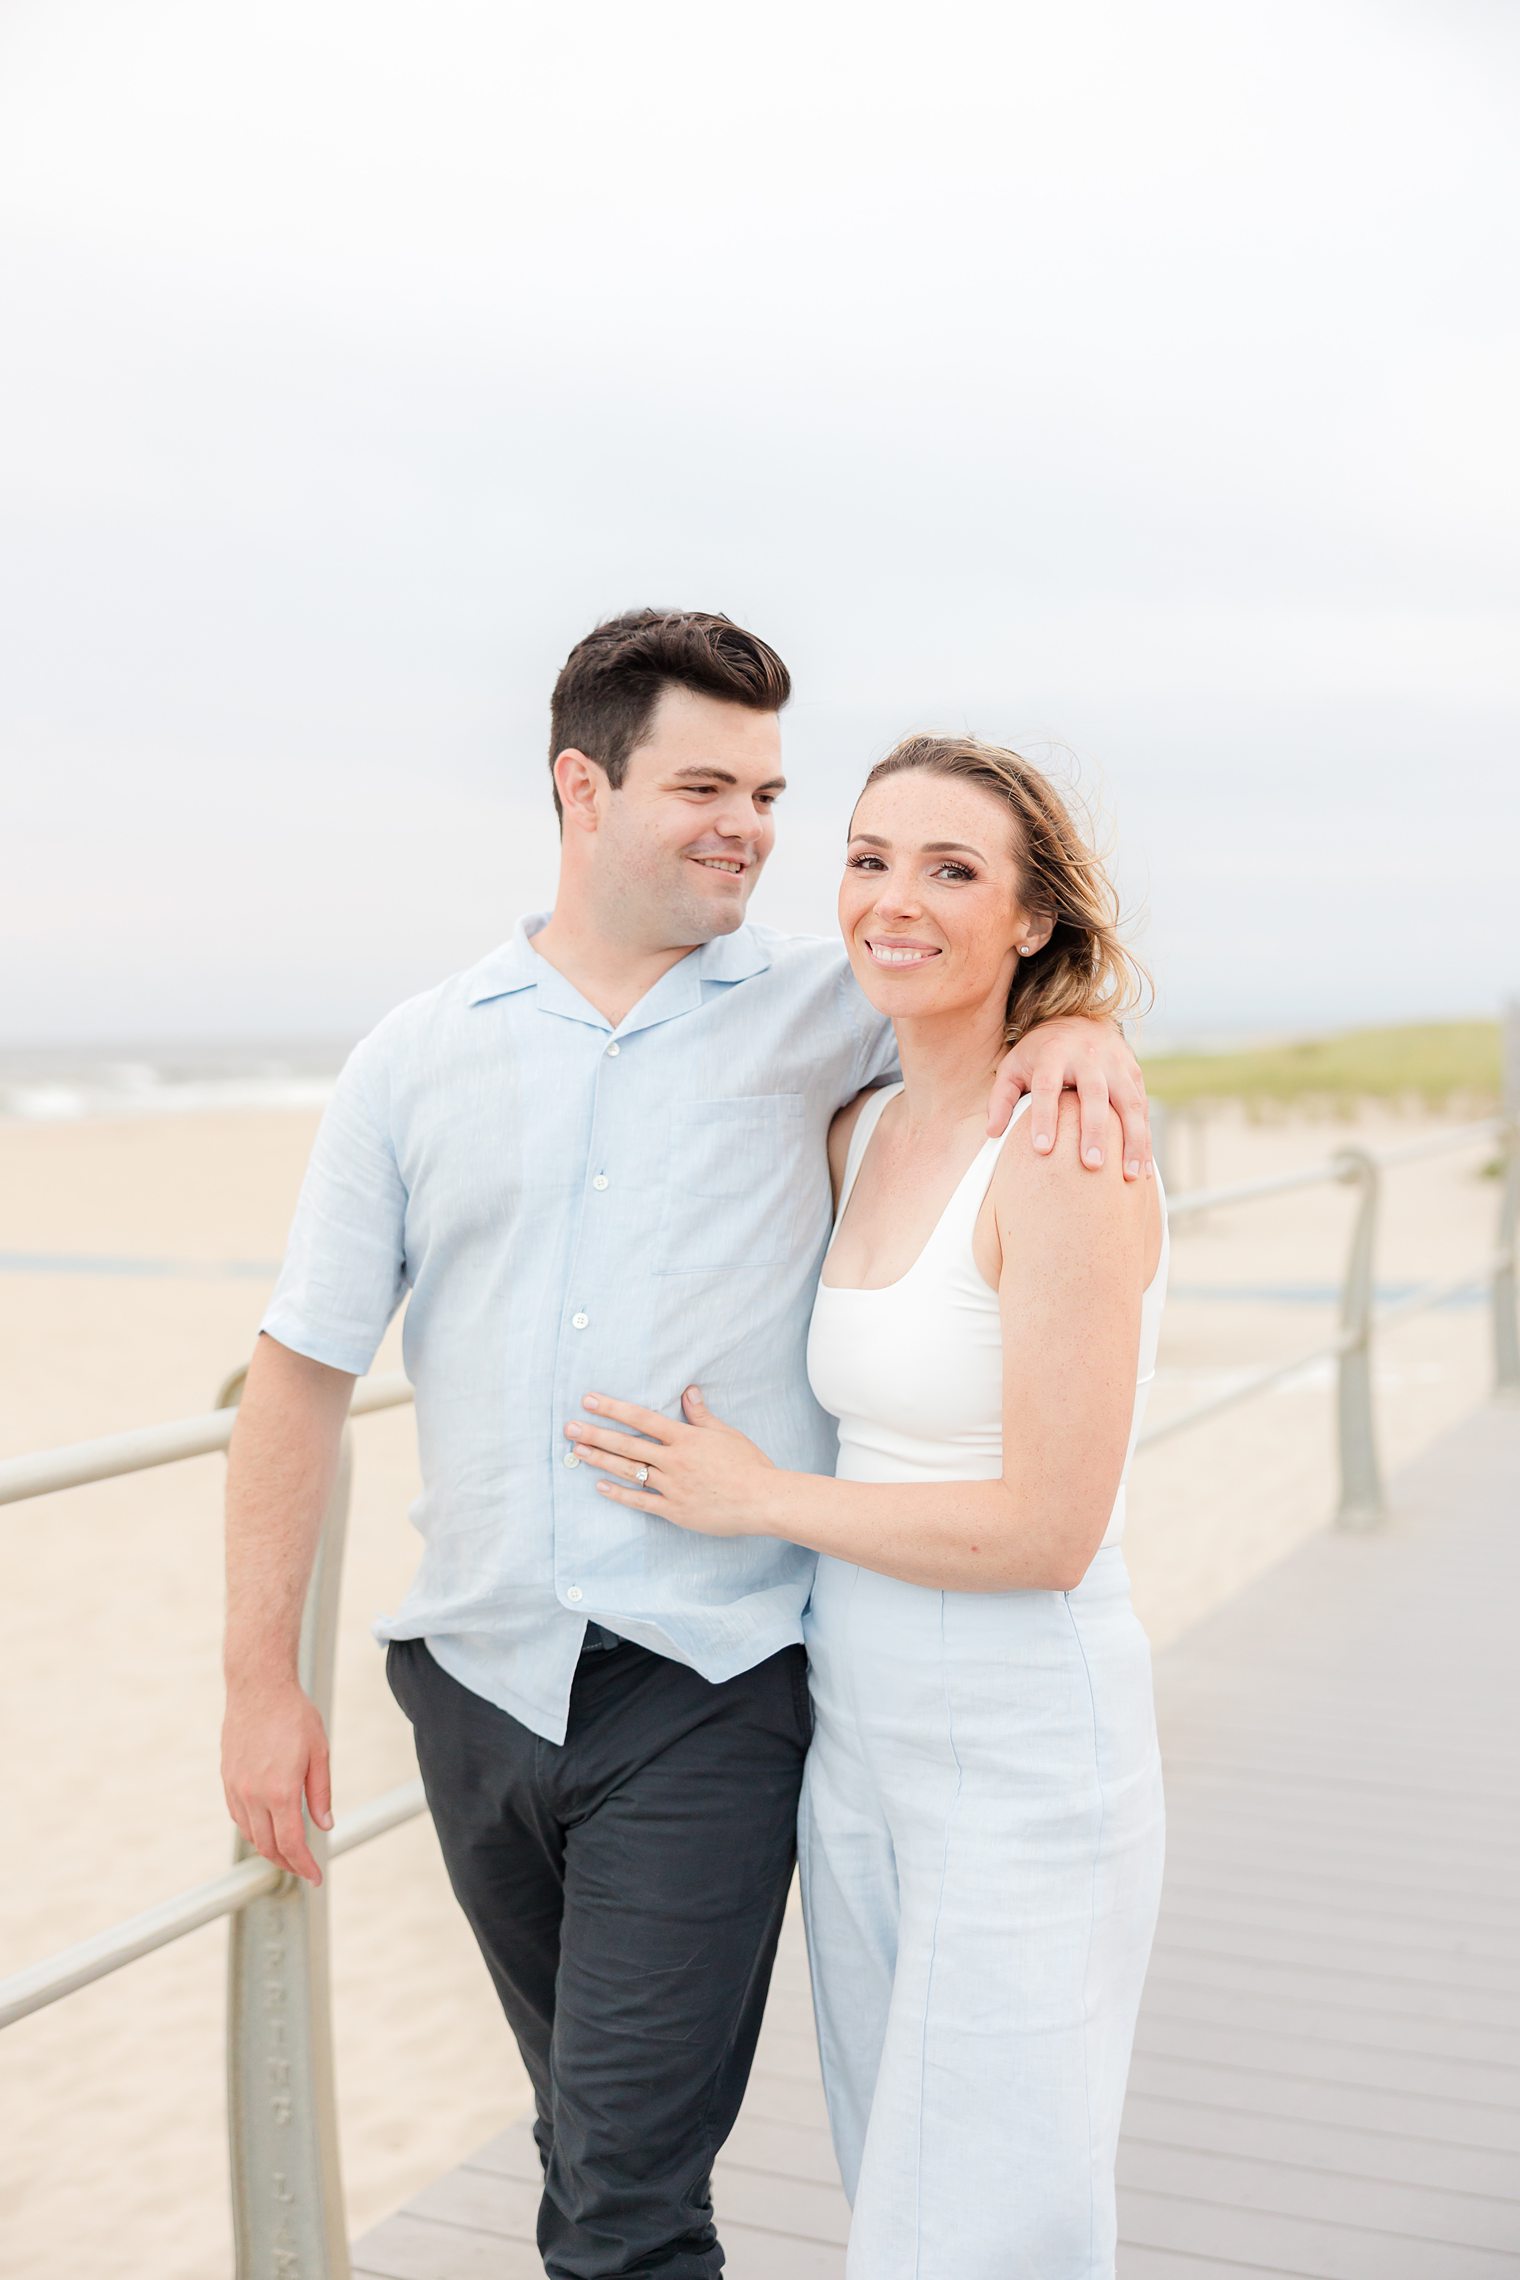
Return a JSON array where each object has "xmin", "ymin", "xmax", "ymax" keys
[{"xmin": 1140, "ymin": 1019, "xmax": 1503, "ymax": 1113}]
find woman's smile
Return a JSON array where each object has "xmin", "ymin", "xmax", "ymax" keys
[{"xmin": 864, "ymin": 936, "xmax": 942, "ymax": 967}]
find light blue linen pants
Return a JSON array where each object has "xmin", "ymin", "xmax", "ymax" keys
[{"xmin": 798, "ymin": 1545, "xmax": 1165, "ymax": 2279}]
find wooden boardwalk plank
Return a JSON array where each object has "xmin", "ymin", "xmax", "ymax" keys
[
  {"xmin": 405, "ymin": 2164, "xmax": 541, "ymax": 2238},
  {"xmin": 353, "ymin": 2212, "xmax": 546, "ymax": 2279},
  {"xmin": 719, "ymin": 2113, "xmax": 844, "ymax": 2187},
  {"xmin": 1133, "ymin": 2006, "xmax": 1520, "ymax": 2103},
  {"xmin": 353, "ymin": 1402, "xmax": 1520, "ymax": 2277},
  {"xmin": 1137, "ymin": 1963, "xmax": 1520, "ymax": 2046},
  {"xmin": 1121, "ymin": 2090, "xmax": 1520, "ymax": 2198},
  {"xmin": 1119, "ymin": 2255, "xmax": 1292, "ymax": 2279},
  {"xmin": 1124, "ymin": 2051, "xmax": 1520, "ymax": 2153},
  {"xmin": 1150, "ymin": 1897, "xmax": 1520, "ymax": 1971},
  {"xmin": 1120, "ymin": 2184, "xmax": 1520, "ymax": 2279},
  {"xmin": 1117, "ymin": 2138, "xmax": 1520, "ymax": 2252}
]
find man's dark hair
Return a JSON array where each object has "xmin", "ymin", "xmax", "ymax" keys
[{"xmin": 547, "ymin": 609, "xmax": 791, "ymax": 821}]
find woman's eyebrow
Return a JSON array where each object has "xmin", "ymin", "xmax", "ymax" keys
[{"xmin": 848, "ymin": 833, "xmax": 987, "ymax": 861}]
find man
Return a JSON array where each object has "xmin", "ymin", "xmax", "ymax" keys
[{"xmin": 221, "ymin": 608, "xmax": 1151, "ymax": 2279}]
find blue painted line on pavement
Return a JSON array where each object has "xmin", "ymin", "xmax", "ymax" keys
[{"xmin": 1169, "ymin": 1280, "xmax": 1482, "ymax": 1308}]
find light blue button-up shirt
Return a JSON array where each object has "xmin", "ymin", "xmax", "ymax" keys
[{"xmin": 260, "ymin": 913, "xmax": 896, "ymax": 1743}]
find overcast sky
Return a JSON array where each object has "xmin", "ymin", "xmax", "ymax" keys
[{"xmin": 2, "ymin": 0, "xmax": 1516, "ymax": 1049}]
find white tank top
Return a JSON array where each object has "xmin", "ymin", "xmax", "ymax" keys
[{"xmin": 806, "ymin": 1084, "xmax": 1168, "ymax": 1551}]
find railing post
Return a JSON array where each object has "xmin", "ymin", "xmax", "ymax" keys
[
  {"xmin": 1497, "ymin": 1002, "xmax": 1520, "ymax": 1401},
  {"xmin": 1495, "ymin": 1128, "xmax": 1520, "ymax": 1400},
  {"xmin": 1334, "ymin": 1147, "xmax": 1384, "ymax": 1526},
  {"xmin": 219, "ymin": 1365, "xmax": 353, "ymax": 2280}
]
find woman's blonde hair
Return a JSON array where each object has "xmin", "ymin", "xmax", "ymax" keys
[{"xmin": 858, "ymin": 733, "xmax": 1151, "ymax": 1046}]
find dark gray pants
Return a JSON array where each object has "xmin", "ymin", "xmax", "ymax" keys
[{"xmin": 385, "ymin": 1632, "xmax": 810, "ymax": 2279}]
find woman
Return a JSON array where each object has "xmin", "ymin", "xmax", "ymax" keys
[{"xmin": 564, "ymin": 732, "xmax": 1167, "ymax": 2278}]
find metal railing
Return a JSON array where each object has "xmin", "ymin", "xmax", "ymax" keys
[
  {"xmin": 0, "ymin": 1366, "xmax": 419, "ymax": 2280},
  {"xmin": 1138, "ymin": 1113, "xmax": 1520, "ymax": 1523},
  {"xmin": 1, "ymin": 1104, "xmax": 1516, "ymax": 2278}
]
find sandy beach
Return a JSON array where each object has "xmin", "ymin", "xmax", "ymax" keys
[{"xmin": 0, "ymin": 1098, "xmax": 1507, "ymax": 2279}]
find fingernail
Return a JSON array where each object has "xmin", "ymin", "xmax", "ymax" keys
[
  {"xmin": 1034, "ymin": 1132, "xmax": 1054, "ymax": 1153},
  {"xmin": 1085, "ymin": 1147, "xmax": 1104, "ymax": 1167},
  {"xmin": 319, "ymin": 1810, "xmax": 333, "ymax": 1829},
  {"xmin": 1126, "ymin": 1159, "xmax": 1140, "ymax": 1178},
  {"xmin": 566, "ymin": 1422, "xmax": 583, "ymax": 1438},
  {"xmin": 685, "ymin": 1385, "xmax": 700, "ymax": 1400},
  {"xmin": 583, "ymin": 1395, "xmax": 600, "ymax": 1410}
]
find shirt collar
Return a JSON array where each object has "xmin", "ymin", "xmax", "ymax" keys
[
  {"xmin": 694, "ymin": 925, "xmax": 773, "ymax": 985},
  {"xmin": 462, "ymin": 915, "xmax": 553, "ymax": 1006},
  {"xmin": 465, "ymin": 912, "xmax": 773, "ymax": 1011}
]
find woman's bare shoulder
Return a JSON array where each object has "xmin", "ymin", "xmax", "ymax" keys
[
  {"xmin": 990, "ymin": 1094, "xmax": 1159, "ymax": 1270},
  {"xmin": 991, "ymin": 1090, "xmax": 1121, "ymax": 1176}
]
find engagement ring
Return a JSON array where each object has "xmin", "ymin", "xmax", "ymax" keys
[{"xmin": 634, "ymin": 1464, "xmax": 650, "ymax": 1485}]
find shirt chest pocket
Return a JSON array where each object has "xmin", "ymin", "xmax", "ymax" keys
[{"xmin": 656, "ymin": 1094, "xmax": 811, "ymax": 1274}]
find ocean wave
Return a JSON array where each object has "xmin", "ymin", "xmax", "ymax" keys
[{"xmin": 0, "ymin": 1054, "xmax": 341, "ymax": 1123}]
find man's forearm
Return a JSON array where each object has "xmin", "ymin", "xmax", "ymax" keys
[{"xmin": 223, "ymin": 1336, "xmax": 354, "ymax": 1687}]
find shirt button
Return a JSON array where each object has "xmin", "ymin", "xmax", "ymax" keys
[
  {"xmin": 605, "ymin": 1041, "xmax": 620, "ymax": 1057},
  {"xmin": 566, "ymin": 1586, "xmax": 584, "ymax": 1603},
  {"xmin": 572, "ymin": 1311, "xmax": 589, "ymax": 1329},
  {"xmin": 592, "ymin": 1174, "xmax": 609, "ymax": 1191},
  {"xmin": 563, "ymin": 1450, "xmax": 580, "ymax": 1468}
]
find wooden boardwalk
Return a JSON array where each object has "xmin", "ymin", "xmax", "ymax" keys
[{"xmin": 352, "ymin": 1401, "xmax": 1520, "ymax": 2278}]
